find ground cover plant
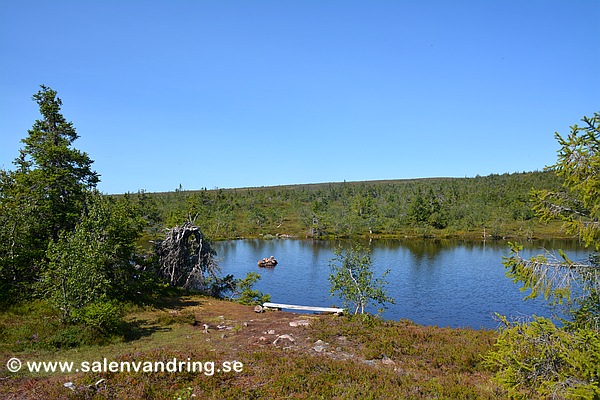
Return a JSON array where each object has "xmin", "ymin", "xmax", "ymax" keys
[{"xmin": 1, "ymin": 295, "xmax": 503, "ymax": 399}]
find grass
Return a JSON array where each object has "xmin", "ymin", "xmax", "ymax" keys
[{"xmin": 0, "ymin": 295, "xmax": 507, "ymax": 399}]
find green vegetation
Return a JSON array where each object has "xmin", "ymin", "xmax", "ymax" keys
[
  {"xmin": 228, "ymin": 272, "xmax": 271, "ymax": 306},
  {"xmin": 42, "ymin": 192, "xmax": 145, "ymax": 325},
  {"xmin": 0, "ymin": 87, "xmax": 219, "ymax": 338},
  {"xmin": 132, "ymin": 171, "xmax": 565, "ymax": 242},
  {"xmin": 328, "ymin": 244, "xmax": 394, "ymax": 315},
  {"xmin": 0, "ymin": 85, "xmax": 100, "ymax": 306},
  {"xmin": 486, "ymin": 112, "xmax": 600, "ymax": 399}
]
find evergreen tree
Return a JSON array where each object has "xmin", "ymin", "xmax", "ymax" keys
[
  {"xmin": 16, "ymin": 85, "xmax": 100, "ymax": 240},
  {"xmin": 486, "ymin": 112, "xmax": 600, "ymax": 398},
  {"xmin": 0, "ymin": 85, "xmax": 99, "ymax": 305}
]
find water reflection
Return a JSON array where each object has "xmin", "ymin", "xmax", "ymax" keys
[{"xmin": 213, "ymin": 238, "xmax": 587, "ymax": 329}]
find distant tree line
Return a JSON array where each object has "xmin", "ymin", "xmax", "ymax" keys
[{"xmin": 135, "ymin": 171, "xmax": 564, "ymax": 241}]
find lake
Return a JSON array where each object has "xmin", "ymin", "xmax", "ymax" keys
[{"xmin": 213, "ymin": 238, "xmax": 588, "ymax": 330}]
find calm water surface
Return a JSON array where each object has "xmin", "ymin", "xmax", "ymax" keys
[{"xmin": 213, "ymin": 239, "xmax": 587, "ymax": 329}]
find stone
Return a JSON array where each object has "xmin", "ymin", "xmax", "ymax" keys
[
  {"xmin": 312, "ymin": 339, "xmax": 329, "ymax": 352},
  {"xmin": 382, "ymin": 356, "xmax": 396, "ymax": 366},
  {"xmin": 273, "ymin": 334, "xmax": 295, "ymax": 345},
  {"xmin": 289, "ymin": 320, "xmax": 310, "ymax": 327},
  {"xmin": 254, "ymin": 305, "xmax": 264, "ymax": 313}
]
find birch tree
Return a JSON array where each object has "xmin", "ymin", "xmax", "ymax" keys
[{"xmin": 328, "ymin": 244, "xmax": 394, "ymax": 315}]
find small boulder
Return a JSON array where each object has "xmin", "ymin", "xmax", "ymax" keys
[
  {"xmin": 382, "ymin": 356, "xmax": 396, "ymax": 366},
  {"xmin": 289, "ymin": 320, "xmax": 310, "ymax": 327},
  {"xmin": 273, "ymin": 334, "xmax": 295, "ymax": 345},
  {"xmin": 312, "ymin": 339, "xmax": 329, "ymax": 352}
]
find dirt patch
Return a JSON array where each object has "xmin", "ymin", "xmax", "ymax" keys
[{"xmin": 188, "ymin": 299, "xmax": 336, "ymax": 353}]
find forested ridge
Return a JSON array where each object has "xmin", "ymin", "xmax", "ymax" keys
[{"xmin": 134, "ymin": 171, "xmax": 566, "ymax": 241}]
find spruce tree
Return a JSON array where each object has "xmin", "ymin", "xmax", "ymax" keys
[{"xmin": 0, "ymin": 85, "xmax": 99, "ymax": 305}]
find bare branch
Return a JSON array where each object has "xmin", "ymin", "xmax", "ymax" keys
[{"xmin": 154, "ymin": 222, "xmax": 219, "ymax": 290}]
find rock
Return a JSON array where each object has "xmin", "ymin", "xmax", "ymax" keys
[
  {"xmin": 382, "ymin": 356, "xmax": 396, "ymax": 366},
  {"xmin": 273, "ymin": 334, "xmax": 295, "ymax": 345},
  {"xmin": 312, "ymin": 339, "xmax": 329, "ymax": 352},
  {"xmin": 267, "ymin": 329, "xmax": 276, "ymax": 335},
  {"xmin": 254, "ymin": 305, "xmax": 263, "ymax": 313},
  {"xmin": 289, "ymin": 320, "xmax": 310, "ymax": 327},
  {"xmin": 258, "ymin": 256, "xmax": 277, "ymax": 268},
  {"xmin": 64, "ymin": 382, "xmax": 76, "ymax": 391}
]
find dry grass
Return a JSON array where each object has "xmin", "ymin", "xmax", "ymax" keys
[{"xmin": 1, "ymin": 296, "xmax": 506, "ymax": 399}]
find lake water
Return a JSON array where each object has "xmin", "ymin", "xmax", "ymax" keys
[{"xmin": 213, "ymin": 239, "xmax": 588, "ymax": 330}]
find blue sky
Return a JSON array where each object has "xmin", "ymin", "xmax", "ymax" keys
[{"xmin": 1, "ymin": 1, "xmax": 599, "ymax": 194}]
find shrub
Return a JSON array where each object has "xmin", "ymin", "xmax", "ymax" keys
[
  {"xmin": 74, "ymin": 300, "xmax": 125, "ymax": 335},
  {"xmin": 485, "ymin": 316, "xmax": 600, "ymax": 399},
  {"xmin": 234, "ymin": 272, "xmax": 271, "ymax": 306}
]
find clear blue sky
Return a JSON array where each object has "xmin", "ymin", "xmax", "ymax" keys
[{"xmin": 1, "ymin": 1, "xmax": 599, "ymax": 194}]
